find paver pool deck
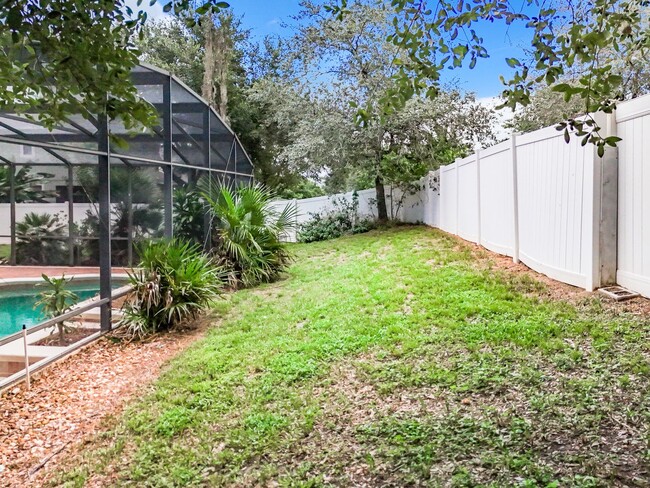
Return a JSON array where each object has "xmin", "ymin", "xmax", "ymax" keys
[{"xmin": 0, "ymin": 266, "xmax": 127, "ymax": 280}]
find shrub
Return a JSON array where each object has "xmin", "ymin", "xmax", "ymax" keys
[
  {"xmin": 119, "ymin": 240, "xmax": 223, "ymax": 339},
  {"xmin": 34, "ymin": 274, "xmax": 79, "ymax": 346},
  {"xmin": 16, "ymin": 212, "xmax": 67, "ymax": 265},
  {"xmin": 200, "ymin": 180, "xmax": 297, "ymax": 288},
  {"xmin": 173, "ymin": 187, "xmax": 206, "ymax": 246},
  {"xmin": 298, "ymin": 192, "xmax": 376, "ymax": 243}
]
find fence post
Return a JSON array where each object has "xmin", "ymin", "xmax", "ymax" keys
[
  {"xmin": 510, "ymin": 133, "xmax": 520, "ymax": 263},
  {"xmin": 600, "ymin": 112, "xmax": 618, "ymax": 286},
  {"xmin": 475, "ymin": 148, "xmax": 482, "ymax": 245},
  {"xmin": 587, "ymin": 111, "xmax": 618, "ymax": 290}
]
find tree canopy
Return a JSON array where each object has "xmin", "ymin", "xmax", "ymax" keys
[
  {"xmin": 271, "ymin": 0, "xmax": 495, "ymax": 219},
  {"xmin": 327, "ymin": 0, "xmax": 650, "ymax": 154},
  {"xmin": 0, "ymin": 0, "xmax": 229, "ymax": 131}
]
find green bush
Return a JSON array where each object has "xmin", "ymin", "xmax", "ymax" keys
[
  {"xmin": 173, "ymin": 187, "xmax": 206, "ymax": 246},
  {"xmin": 34, "ymin": 274, "xmax": 79, "ymax": 346},
  {"xmin": 298, "ymin": 192, "xmax": 376, "ymax": 243},
  {"xmin": 200, "ymin": 180, "xmax": 297, "ymax": 288},
  {"xmin": 119, "ymin": 240, "xmax": 223, "ymax": 339},
  {"xmin": 16, "ymin": 212, "xmax": 67, "ymax": 265}
]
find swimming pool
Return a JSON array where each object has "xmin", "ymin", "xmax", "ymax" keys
[{"xmin": 0, "ymin": 281, "xmax": 124, "ymax": 338}]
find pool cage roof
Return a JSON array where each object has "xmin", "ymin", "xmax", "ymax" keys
[
  {"xmin": 0, "ymin": 63, "xmax": 254, "ymax": 178},
  {"xmin": 0, "ymin": 63, "xmax": 255, "ymax": 332}
]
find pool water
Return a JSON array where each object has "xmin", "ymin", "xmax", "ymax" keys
[{"xmin": 0, "ymin": 284, "xmax": 103, "ymax": 338}]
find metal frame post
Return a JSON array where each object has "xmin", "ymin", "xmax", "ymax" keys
[
  {"xmin": 67, "ymin": 164, "xmax": 75, "ymax": 266},
  {"xmin": 9, "ymin": 163, "xmax": 16, "ymax": 265},
  {"xmin": 162, "ymin": 75, "xmax": 173, "ymax": 239},
  {"xmin": 203, "ymin": 107, "xmax": 211, "ymax": 250},
  {"xmin": 97, "ymin": 113, "xmax": 112, "ymax": 331},
  {"xmin": 127, "ymin": 165, "xmax": 134, "ymax": 266}
]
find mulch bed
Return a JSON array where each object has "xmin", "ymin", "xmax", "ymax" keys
[
  {"xmin": 0, "ymin": 320, "xmax": 210, "ymax": 487},
  {"xmin": 33, "ymin": 328, "xmax": 99, "ymax": 347}
]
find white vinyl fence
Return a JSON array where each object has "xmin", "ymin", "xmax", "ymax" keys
[{"xmin": 278, "ymin": 92, "xmax": 650, "ymax": 299}]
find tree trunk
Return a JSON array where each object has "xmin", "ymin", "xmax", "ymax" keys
[
  {"xmin": 214, "ymin": 28, "xmax": 230, "ymax": 123},
  {"xmin": 375, "ymin": 175, "xmax": 388, "ymax": 222},
  {"xmin": 201, "ymin": 17, "xmax": 216, "ymax": 106},
  {"xmin": 201, "ymin": 15, "xmax": 231, "ymax": 122}
]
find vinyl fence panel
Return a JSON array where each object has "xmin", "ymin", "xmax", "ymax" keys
[
  {"xmin": 477, "ymin": 141, "xmax": 515, "ymax": 256},
  {"xmin": 616, "ymin": 96, "xmax": 650, "ymax": 297},
  {"xmin": 440, "ymin": 163, "xmax": 458, "ymax": 234},
  {"xmin": 515, "ymin": 126, "xmax": 595, "ymax": 289},
  {"xmin": 457, "ymin": 155, "xmax": 480, "ymax": 243}
]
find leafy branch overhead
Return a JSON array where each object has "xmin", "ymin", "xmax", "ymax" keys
[
  {"xmin": 0, "ymin": 0, "xmax": 229, "ymax": 131},
  {"xmin": 327, "ymin": 0, "xmax": 650, "ymax": 149}
]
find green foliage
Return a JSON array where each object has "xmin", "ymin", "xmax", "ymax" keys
[
  {"xmin": 76, "ymin": 167, "xmax": 163, "ymax": 265},
  {"xmin": 275, "ymin": 179, "xmax": 325, "ymax": 200},
  {"xmin": 272, "ymin": 2, "xmax": 495, "ymax": 218},
  {"xmin": 120, "ymin": 240, "xmax": 223, "ymax": 340},
  {"xmin": 298, "ymin": 192, "xmax": 375, "ymax": 243},
  {"xmin": 34, "ymin": 273, "xmax": 79, "ymax": 346},
  {"xmin": 16, "ymin": 212, "xmax": 66, "ymax": 265},
  {"xmin": 506, "ymin": 85, "xmax": 586, "ymax": 134},
  {"xmin": 200, "ymin": 180, "xmax": 297, "ymax": 287},
  {"xmin": 0, "ymin": 166, "xmax": 55, "ymax": 203},
  {"xmin": 329, "ymin": 0, "xmax": 650, "ymax": 149},
  {"xmin": 173, "ymin": 187, "xmax": 206, "ymax": 246},
  {"xmin": 0, "ymin": 1, "xmax": 229, "ymax": 132},
  {"xmin": 76, "ymin": 166, "xmax": 162, "ymax": 205}
]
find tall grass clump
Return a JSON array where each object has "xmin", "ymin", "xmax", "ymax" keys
[{"xmin": 120, "ymin": 240, "xmax": 223, "ymax": 339}]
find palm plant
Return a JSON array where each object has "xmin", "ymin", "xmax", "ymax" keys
[
  {"xmin": 16, "ymin": 212, "xmax": 67, "ymax": 264},
  {"xmin": 34, "ymin": 274, "xmax": 79, "ymax": 346},
  {"xmin": 199, "ymin": 179, "xmax": 298, "ymax": 287},
  {"xmin": 120, "ymin": 240, "xmax": 224, "ymax": 339},
  {"xmin": 0, "ymin": 165, "xmax": 55, "ymax": 203}
]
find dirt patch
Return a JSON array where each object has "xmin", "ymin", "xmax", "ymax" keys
[{"xmin": 0, "ymin": 317, "xmax": 212, "ymax": 487}]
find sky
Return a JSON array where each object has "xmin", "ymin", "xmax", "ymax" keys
[{"xmin": 142, "ymin": 0, "xmax": 538, "ymax": 100}]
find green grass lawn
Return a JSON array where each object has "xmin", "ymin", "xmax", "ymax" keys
[
  {"xmin": 0, "ymin": 243, "xmax": 10, "ymax": 261},
  {"xmin": 55, "ymin": 226, "xmax": 650, "ymax": 487}
]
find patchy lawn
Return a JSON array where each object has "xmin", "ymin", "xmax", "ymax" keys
[{"xmin": 52, "ymin": 226, "xmax": 649, "ymax": 487}]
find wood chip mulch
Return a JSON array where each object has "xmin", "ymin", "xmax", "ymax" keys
[{"xmin": 0, "ymin": 322, "xmax": 209, "ymax": 487}]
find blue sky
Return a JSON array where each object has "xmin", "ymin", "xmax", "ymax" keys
[
  {"xmin": 226, "ymin": 1, "xmax": 537, "ymax": 99},
  {"xmin": 144, "ymin": 0, "xmax": 537, "ymax": 99}
]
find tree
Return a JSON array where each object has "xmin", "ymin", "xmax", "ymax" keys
[
  {"xmin": 328, "ymin": 0, "xmax": 650, "ymax": 154},
  {"xmin": 139, "ymin": 19, "xmax": 204, "ymax": 91},
  {"xmin": 138, "ymin": 17, "xmax": 324, "ymax": 198},
  {"xmin": 0, "ymin": 0, "xmax": 228, "ymax": 132},
  {"xmin": 279, "ymin": 0, "xmax": 495, "ymax": 220}
]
